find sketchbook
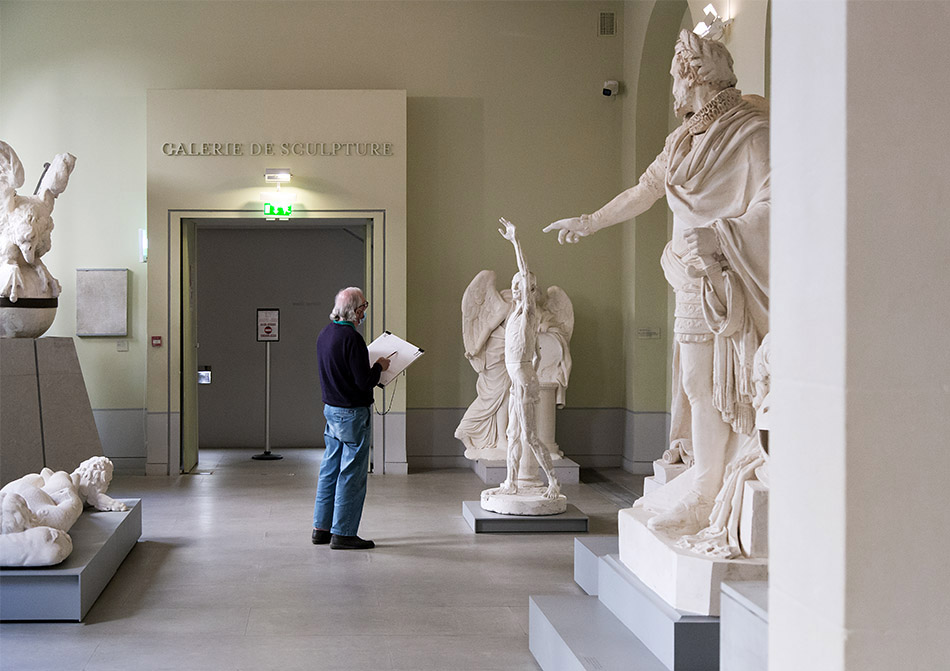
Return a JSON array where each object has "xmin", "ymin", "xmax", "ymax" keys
[{"xmin": 367, "ymin": 331, "xmax": 424, "ymax": 387}]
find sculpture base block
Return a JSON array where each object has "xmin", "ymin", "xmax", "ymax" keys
[
  {"xmin": 643, "ymin": 475, "xmax": 662, "ymax": 495},
  {"xmin": 0, "ymin": 499, "xmax": 141, "ymax": 621},
  {"xmin": 574, "ymin": 535, "xmax": 619, "ymax": 596},
  {"xmin": 618, "ymin": 506, "xmax": 767, "ymax": 616},
  {"xmin": 472, "ymin": 457, "xmax": 579, "ymax": 485},
  {"xmin": 654, "ymin": 459, "xmax": 688, "ymax": 484},
  {"xmin": 461, "ymin": 500, "xmax": 587, "ymax": 533},
  {"xmin": 480, "ymin": 486, "xmax": 567, "ymax": 515},
  {"xmin": 529, "ymin": 594, "xmax": 668, "ymax": 671},
  {"xmin": 596, "ymin": 553, "xmax": 720, "ymax": 670},
  {"xmin": 720, "ymin": 580, "xmax": 769, "ymax": 671}
]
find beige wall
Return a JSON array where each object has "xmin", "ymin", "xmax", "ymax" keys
[
  {"xmin": 0, "ymin": 0, "xmax": 770, "ymax": 458},
  {"xmin": 0, "ymin": 0, "xmax": 629, "ymax": 420}
]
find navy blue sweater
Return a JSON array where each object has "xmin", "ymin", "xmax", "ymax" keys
[{"xmin": 317, "ymin": 322, "xmax": 382, "ymax": 408}]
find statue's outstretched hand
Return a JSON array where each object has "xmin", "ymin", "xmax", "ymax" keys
[
  {"xmin": 498, "ymin": 217, "xmax": 517, "ymax": 241},
  {"xmin": 543, "ymin": 217, "xmax": 589, "ymax": 245}
]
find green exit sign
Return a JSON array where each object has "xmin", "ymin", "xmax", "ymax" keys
[{"xmin": 263, "ymin": 202, "xmax": 292, "ymax": 217}]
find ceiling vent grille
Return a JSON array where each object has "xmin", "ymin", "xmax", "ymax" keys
[{"xmin": 599, "ymin": 11, "xmax": 616, "ymax": 37}]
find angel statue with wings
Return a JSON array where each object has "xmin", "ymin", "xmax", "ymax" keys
[{"xmin": 470, "ymin": 218, "xmax": 571, "ymax": 516}]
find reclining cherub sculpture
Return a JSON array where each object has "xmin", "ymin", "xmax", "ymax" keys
[{"xmin": 0, "ymin": 456, "xmax": 127, "ymax": 566}]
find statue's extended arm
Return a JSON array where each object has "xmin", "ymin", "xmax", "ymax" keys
[
  {"xmin": 498, "ymin": 217, "xmax": 529, "ymax": 277},
  {"xmin": 544, "ymin": 146, "xmax": 668, "ymax": 244}
]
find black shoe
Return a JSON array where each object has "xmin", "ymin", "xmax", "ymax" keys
[
  {"xmin": 312, "ymin": 529, "xmax": 331, "ymax": 545},
  {"xmin": 330, "ymin": 534, "xmax": 375, "ymax": 550}
]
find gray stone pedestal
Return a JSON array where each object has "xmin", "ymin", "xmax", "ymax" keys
[
  {"xmin": 0, "ymin": 337, "xmax": 102, "ymax": 482},
  {"xmin": 0, "ymin": 499, "xmax": 142, "ymax": 621}
]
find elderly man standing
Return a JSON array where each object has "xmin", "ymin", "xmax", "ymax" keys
[
  {"xmin": 544, "ymin": 30, "xmax": 769, "ymax": 535},
  {"xmin": 312, "ymin": 287, "xmax": 389, "ymax": 550}
]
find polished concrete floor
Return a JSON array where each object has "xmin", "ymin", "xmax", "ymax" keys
[{"xmin": 0, "ymin": 448, "xmax": 643, "ymax": 671}]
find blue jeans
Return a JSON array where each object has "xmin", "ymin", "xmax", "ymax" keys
[{"xmin": 313, "ymin": 404, "xmax": 372, "ymax": 537}]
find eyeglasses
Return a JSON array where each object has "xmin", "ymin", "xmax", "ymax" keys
[{"xmin": 357, "ymin": 301, "xmax": 369, "ymax": 310}]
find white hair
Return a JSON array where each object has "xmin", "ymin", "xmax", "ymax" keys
[{"xmin": 329, "ymin": 287, "xmax": 365, "ymax": 322}]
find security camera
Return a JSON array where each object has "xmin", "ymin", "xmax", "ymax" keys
[{"xmin": 603, "ymin": 80, "xmax": 620, "ymax": 97}]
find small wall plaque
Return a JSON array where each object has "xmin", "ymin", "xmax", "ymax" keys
[{"xmin": 76, "ymin": 269, "xmax": 129, "ymax": 336}]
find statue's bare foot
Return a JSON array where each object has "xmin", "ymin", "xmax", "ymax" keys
[
  {"xmin": 647, "ymin": 491, "xmax": 714, "ymax": 536},
  {"xmin": 496, "ymin": 480, "xmax": 518, "ymax": 495},
  {"xmin": 542, "ymin": 482, "xmax": 560, "ymax": 500}
]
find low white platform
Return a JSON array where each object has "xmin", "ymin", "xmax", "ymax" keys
[
  {"xmin": 618, "ymin": 506, "xmax": 767, "ymax": 615},
  {"xmin": 720, "ymin": 580, "xmax": 768, "ymax": 671},
  {"xmin": 0, "ymin": 499, "xmax": 142, "ymax": 621},
  {"xmin": 573, "ymin": 536, "xmax": 618, "ymax": 596},
  {"xmin": 529, "ymin": 595, "xmax": 668, "ymax": 671},
  {"xmin": 461, "ymin": 501, "xmax": 588, "ymax": 533},
  {"xmin": 472, "ymin": 458, "xmax": 580, "ymax": 485}
]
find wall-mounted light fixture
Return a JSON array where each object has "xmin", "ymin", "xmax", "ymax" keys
[
  {"xmin": 264, "ymin": 168, "xmax": 292, "ymax": 183},
  {"xmin": 261, "ymin": 168, "xmax": 296, "ymax": 219},
  {"xmin": 138, "ymin": 228, "xmax": 148, "ymax": 263},
  {"xmin": 693, "ymin": 3, "xmax": 733, "ymax": 41}
]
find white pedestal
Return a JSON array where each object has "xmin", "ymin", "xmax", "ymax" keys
[
  {"xmin": 653, "ymin": 459, "xmax": 688, "ymax": 484},
  {"xmin": 618, "ymin": 506, "xmax": 767, "ymax": 616},
  {"xmin": 643, "ymin": 475, "xmax": 662, "ymax": 495},
  {"xmin": 472, "ymin": 457, "xmax": 579, "ymax": 485},
  {"xmin": 739, "ymin": 480, "xmax": 769, "ymax": 558}
]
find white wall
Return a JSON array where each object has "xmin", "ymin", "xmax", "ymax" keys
[{"xmin": 771, "ymin": 1, "xmax": 950, "ymax": 668}]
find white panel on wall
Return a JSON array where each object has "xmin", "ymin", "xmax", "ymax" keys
[{"xmin": 76, "ymin": 269, "xmax": 129, "ymax": 336}]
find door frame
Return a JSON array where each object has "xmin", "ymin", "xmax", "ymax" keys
[{"xmin": 160, "ymin": 208, "xmax": 387, "ymax": 475}]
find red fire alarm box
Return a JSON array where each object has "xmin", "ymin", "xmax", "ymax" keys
[{"xmin": 151, "ymin": 335, "xmax": 162, "ymax": 347}]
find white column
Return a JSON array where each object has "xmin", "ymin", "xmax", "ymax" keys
[{"xmin": 771, "ymin": 2, "xmax": 950, "ymax": 669}]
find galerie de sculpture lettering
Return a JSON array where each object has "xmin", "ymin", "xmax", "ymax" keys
[{"xmin": 161, "ymin": 141, "xmax": 394, "ymax": 157}]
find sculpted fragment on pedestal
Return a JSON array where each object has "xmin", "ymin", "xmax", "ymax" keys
[{"xmin": 0, "ymin": 140, "xmax": 75, "ymax": 338}]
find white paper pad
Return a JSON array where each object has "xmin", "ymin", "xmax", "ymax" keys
[{"xmin": 367, "ymin": 331, "xmax": 424, "ymax": 387}]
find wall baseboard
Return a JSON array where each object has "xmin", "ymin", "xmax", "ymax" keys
[{"xmin": 406, "ymin": 407, "xmax": 670, "ymax": 472}]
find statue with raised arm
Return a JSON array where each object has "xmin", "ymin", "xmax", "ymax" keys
[
  {"xmin": 457, "ymin": 269, "xmax": 574, "ymax": 462},
  {"xmin": 544, "ymin": 30, "xmax": 769, "ymax": 536},
  {"xmin": 481, "ymin": 218, "xmax": 567, "ymax": 516}
]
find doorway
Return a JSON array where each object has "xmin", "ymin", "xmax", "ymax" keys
[{"xmin": 180, "ymin": 217, "xmax": 372, "ymax": 472}]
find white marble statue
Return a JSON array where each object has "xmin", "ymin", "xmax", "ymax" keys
[
  {"xmin": 457, "ymin": 268, "xmax": 574, "ymax": 462},
  {"xmin": 0, "ymin": 492, "xmax": 73, "ymax": 567},
  {"xmin": 545, "ymin": 30, "xmax": 769, "ymax": 536},
  {"xmin": 677, "ymin": 334, "xmax": 770, "ymax": 558},
  {"xmin": 481, "ymin": 219, "xmax": 567, "ymax": 516},
  {"xmin": 0, "ymin": 140, "xmax": 75, "ymax": 338},
  {"xmin": 0, "ymin": 456, "xmax": 127, "ymax": 566}
]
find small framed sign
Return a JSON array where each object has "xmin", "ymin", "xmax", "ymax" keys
[{"xmin": 257, "ymin": 308, "xmax": 279, "ymax": 342}]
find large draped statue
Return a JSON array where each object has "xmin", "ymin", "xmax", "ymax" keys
[{"xmin": 545, "ymin": 29, "xmax": 769, "ymax": 539}]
